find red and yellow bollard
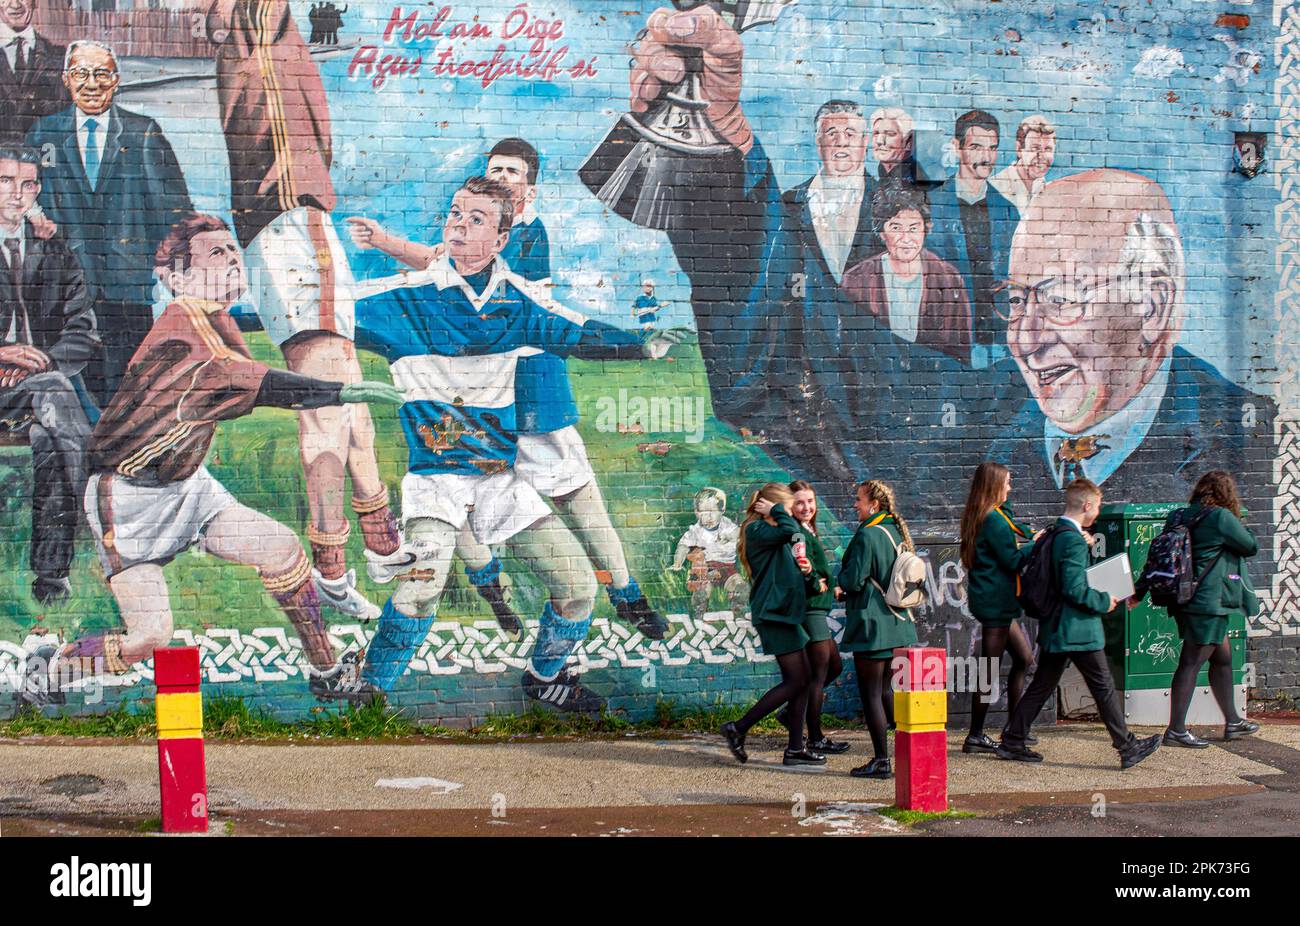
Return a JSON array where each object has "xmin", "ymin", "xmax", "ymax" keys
[
  {"xmin": 893, "ymin": 646, "xmax": 948, "ymax": 813},
  {"xmin": 154, "ymin": 647, "xmax": 208, "ymax": 833}
]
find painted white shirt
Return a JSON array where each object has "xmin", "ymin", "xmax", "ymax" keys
[
  {"xmin": 0, "ymin": 24, "xmax": 36, "ymax": 72},
  {"xmin": 881, "ymin": 255, "xmax": 923, "ymax": 343},
  {"xmin": 808, "ymin": 170, "xmax": 865, "ymax": 283},
  {"xmin": 679, "ymin": 517, "xmax": 740, "ymax": 564},
  {"xmin": 989, "ymin": 164, "xmax": 1045, "ymax": 212}
]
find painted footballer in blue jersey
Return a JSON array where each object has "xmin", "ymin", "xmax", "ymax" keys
[
  {"xmin": 501, "ymin": 213, "xmax": 577, "ymax": 435},
  {"xmin": 354, "ymin": 256, "xmax": 645, "ymax": 475}
]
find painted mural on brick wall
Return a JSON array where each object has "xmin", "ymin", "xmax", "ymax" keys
[{"xmin": 0, "ymin": 0, "xmax": 1286, "ymax": 718}]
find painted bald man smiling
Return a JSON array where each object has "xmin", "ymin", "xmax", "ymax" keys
[{"xmin": 991, "ymin": 169, "xmax": 1275, "ymax": 513}]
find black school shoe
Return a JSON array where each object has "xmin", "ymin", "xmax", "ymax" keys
[
  {"xmin": 1163, "ymin": 728, "xmax": 1210, "ymax": 748},
  {"xmin": 808, "ymin": 736, "xmax": 851, "ymax": 754},
  {"xmin": 995, "ymin": 742, "xmax": 1044, "ymax": 763},
  {"xmin": 1224, "ymin": 719, "xmax": 1260, "ymax": 741},
  {"xmin": 962, "ymin": 733, "xmax": 999, "ymax": 754},
  {"xmin": 849, "ymin": 757, "xmax": 893, "ymax": 779},
  {"xmin": 1002, "ymin": 727, "xmax": 1037, "ymax": 746},
  {"xmin": 1120, "ymin": 734, "xmax": 1161, "ymax": 770},
  {"xmin": 783, "ymin": 747, "xmax": 827, "ymax": 766},
  {"xmin": 720, "ymin": 722, "xmax": 748, "ymax": 764}
]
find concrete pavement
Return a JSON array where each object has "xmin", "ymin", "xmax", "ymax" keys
[{"xmin": 0, "ymin": 721, "xmax": 1295, "ymax": 836}]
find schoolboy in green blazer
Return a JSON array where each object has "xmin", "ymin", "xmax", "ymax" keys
[{"xmin": 998, "ymin": 479, "xmax": 1162, "ymax": 770}]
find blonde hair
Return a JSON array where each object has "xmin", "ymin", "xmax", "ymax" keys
[
  {"xmin": 737, "ymin": 483, "xmax": 795, "ymax": 579},
  {"xmin": 856, "ymin": 479, "xmax": 914, "ymax": 552}
]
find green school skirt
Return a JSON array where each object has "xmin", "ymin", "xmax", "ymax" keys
[
  {"xmin": 841, "ymin": 609, "xmax": 917, "ymax": 656},
  {"xmin": 1174, "ymin": 612, "xmax": 1230, "ymax": 647},
  {"xmin": 805, "ymin": 609, "xmax": 833, "ymax": 644},
  {"xmin": 975, "ymin": 613, "xmax": 1018, "ymax": 630},
  {"xmin": 753, "ymin": 617, "xmax": 810, "ymax": 657}
]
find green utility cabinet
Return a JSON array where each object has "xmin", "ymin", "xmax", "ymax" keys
[{"xmin": 1093, "ymin": 503, "xmax": 1247, "ymax": 726}]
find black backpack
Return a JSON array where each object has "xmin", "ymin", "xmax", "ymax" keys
[
  {"xmin": 1016, "ymin": 524, "xmax": 1072, "ymax": 625},
  {"xmin": 1139, "ymin": 507, "xmax": 1218, "ymax": 608}
]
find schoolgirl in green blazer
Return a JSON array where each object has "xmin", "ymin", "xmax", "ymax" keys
[
  {"xmin": 720, "ymin": 483, "xmax": 827, "ymax": 768},
  {"xmin": 1149, "ymin": 471, "xmax": 1261, "ymax": 747},
  {"xmin": 836, "ymin": 479, "xmax": 918, "ymax": 780},
  {"xmin": 958, "ymin": 462, "xmax": 1039, "ymax": 754},
  {"xmin": 783, "ymin": 481, "xmax": 849, "ymax": 754}
]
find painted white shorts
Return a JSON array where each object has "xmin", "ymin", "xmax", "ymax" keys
[
  {"xmin": 513, "ymin": 425, "xmax": 596, "ymax": 498},
  {"xmin": 399, "ymin": 469, "xmax": 551, "ymax": 547},
  {"xmin": 85, "ymin": 467, "xmax": 236, "ymax": 577},
  {"xmin": 243, "ymin": 206, "xmax": 357, "ymax": 346}
]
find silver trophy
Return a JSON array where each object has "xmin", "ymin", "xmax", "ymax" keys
[{"xmin": 579, "ymin": 0, "xmax": 796, "ymax": 232}]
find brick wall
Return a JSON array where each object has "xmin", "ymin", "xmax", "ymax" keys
[{"xmin": 0, "ymin": 0, "xmax": 1295, "ymax": 723}]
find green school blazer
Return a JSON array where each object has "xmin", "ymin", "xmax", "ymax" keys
[
  {"xmin": 839, "ymin": 515, "xmax": 918, "ymax": 652},
  {"xmin": 1168, "ymin": 505, "xmax": 1259, "ymax": 618},
  {"xmin": 744, "ymin": 504, "xmax": 808, "ymax": 625},
  {"xmin": 1041, "ymin": 518, "xmax": 1113, "ymax": 654},
  {"xmin": 967, "ymin": 505, "xmax": 1033, "ymax": 623},
  {"xmin": 802, "ymin": 526, "xmax": 835, "ymax": 612}
]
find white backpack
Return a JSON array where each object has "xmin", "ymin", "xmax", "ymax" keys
[{"xmin": 870, "ymin": 525, "xmax": 928, "ymax": 615}]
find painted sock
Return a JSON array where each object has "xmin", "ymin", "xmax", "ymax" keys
[
  {"xmin": 60, "ymin": 632, "xmax": 130, "ymax": 676},
  {"xmin": 307, "ymin": 524, "xmax": 349, "ymax": 581},
  {"xmin": 352, "ymin": 488, "xmax": 400, "ymax": 556},
  {"xmin": 465, "ymin": 556, "xmax": 503, "ymax": 589},
  {"xmin": 362, "ymin": 597, "xmax": 434, "ymax": 690},
  {"xmin": 529, "ymin": 601, "xmax": 592, "ymax": 680},
  {"xmin": 262, "ymin": 550, "xmax": 335, "ymax": 670}
]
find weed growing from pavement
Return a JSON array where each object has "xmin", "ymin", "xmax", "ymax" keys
[
  {"xmin": 876, "ymin": 806, "xmax": 977, "ymax": 827},
  {"xmin": 0, "ymin": 695, "xmax": 866, "ymax": 740},
  {"xmin": 135, "ymin": 816, "xmax": 162, "ymax": 833}
]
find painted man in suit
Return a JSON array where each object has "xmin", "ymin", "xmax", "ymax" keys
[
  {"xmin": 843, "ymin": 182, "xmax": 973, "ymax": 363},
  {"xmin": 0, "ymin": 0, "xmax": 65, "ymax": 143},
  {"xmin": 26, "ymin": 40, "xmax": 191, "ymax": 408},
  {"xmin": 991, "ymin": 169, "xmax": 1277, "ymax": 524},
  {"xmin": 0, "ymin": 146, "xmax": 97, "ymax": 604},
  {"xmin": 207, "ymin": 0, "xmax": 399, "ymax": 622},
  {"xmin": 927, "ymin": 110, "xmax": 1021, "ymax": 369},
  {"xmin": 586, "ymin": 6, "xmax": 1012, "ymax": 522}
]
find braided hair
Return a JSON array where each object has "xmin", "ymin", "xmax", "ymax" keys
[{"xmin": 856, "ymin": 479, "xmax": 915, "ymax": 552}]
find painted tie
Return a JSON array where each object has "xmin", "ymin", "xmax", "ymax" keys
[
  {"xmin": 83, "ymin": 118, "xmax": 100, "ymax": 191},
  {"xmin": 13, "ymin": 37, "xmax": 25, "ymax": 72},
  {"xmin": 1055, "ymin": 434, "xmax": 1111, "ymax": 486},
  {"xmin": 3, "ymin": 237, "xmax": 20, "ymax": 342}
]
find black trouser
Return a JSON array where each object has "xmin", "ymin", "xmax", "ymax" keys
[
  {"xmin": 83, "ymin": 301, "xmax": 150, "ymax": 408},
  {"xmin": 1003, "ymin": 649, "xmax": 1136, "ymax": 752},
  {"xmin": 0, "ymin": 371, "xmax": 92, "ymax": 581}
]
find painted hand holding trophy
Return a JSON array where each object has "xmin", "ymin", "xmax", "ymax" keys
[{"xmin": 579, "ymin": 0, "xmax": 797, "ymax": 231}]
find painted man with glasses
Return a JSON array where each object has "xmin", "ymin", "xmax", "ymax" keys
[
  {"xmin": 991, "ymin": 169, "xmax": 1276, "ymax": 516},
  {"xmin": 26, "ymin": 40, "xmax": 192, "ymax": 408}
]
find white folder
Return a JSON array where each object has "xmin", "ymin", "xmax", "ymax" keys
[{"xmin": 1086, "ymin": 553, "xmax": 1135, "ymax": 601}]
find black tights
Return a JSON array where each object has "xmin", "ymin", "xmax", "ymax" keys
[
  {"xmin": 968, "ymin": 622, "xmax": 1034, "ymax": 737},
  {"xmin": 804, "ymin": 639, "xmax": 843, "ymax": 741},
  {"xmin": 1169, "ymin": 637, "xmax": 1240, "ymax": 732},
  {"xmin": 854, "ymin": 654, "xmax": 893, "ymax": 759},
  {"xmin": 736, "ymin": 649, "xmax": 812, "ymax": 751}
]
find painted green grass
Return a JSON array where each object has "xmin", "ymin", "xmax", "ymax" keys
[{"xmin": 0, "ymin": 335, "xmax": 848, "ymax": 647}]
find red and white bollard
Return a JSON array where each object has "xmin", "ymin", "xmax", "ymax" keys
[
  {"xmin": 893, "ymin": 646, "xmax": 948, "ymax": 813},
  {"xmin": 154, "ymin": 647, "xmax": 207, "ymax": 833}
]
